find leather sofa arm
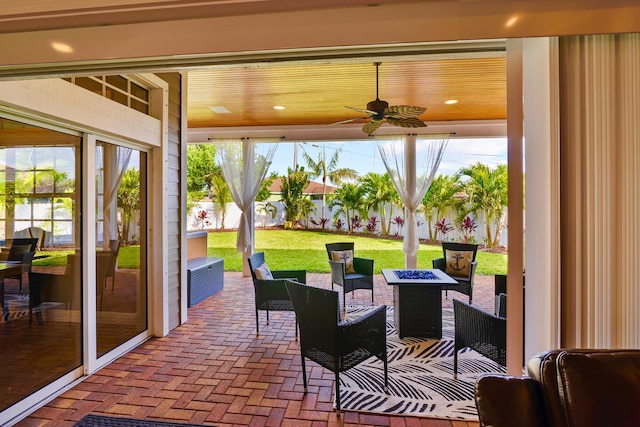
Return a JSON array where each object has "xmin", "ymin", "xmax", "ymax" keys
[{"xmin": 475, "ymin": 374, "xmax": 549, "ymax": 427}]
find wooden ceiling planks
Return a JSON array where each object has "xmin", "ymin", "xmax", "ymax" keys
[{"xmin": 187, "ymin": 55, "xmax": 507, "ymax": 129}]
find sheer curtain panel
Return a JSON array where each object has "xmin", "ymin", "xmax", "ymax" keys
[
  {"xmin": 100, "ymin": 144, "xmax": 132, "ymax": 246},
  {"xmin": 378, "ymin": 134, "xmax": 448, "ymax": 265},
  {"xmin": 216, "ymin": 139, "xmax": 277, "ymax": 258}
]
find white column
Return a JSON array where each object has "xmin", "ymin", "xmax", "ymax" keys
[
  {"xmin": 506, "ymin": 39, "xmax": 525, "ymax": 374},
  {"xmin": 522, "ymin": 37, "xmax": 562, "ymax": 359},
  {"xmin": 82, "ymin": 133, "xmax": 98, "ymax": 373},
  {"xmin": 405, "ymin": 134, "xmax": 417, "ymax": 269},
  {"xmin": 242, "ymin": 139, "xmax": 255, "ymax": 277}
]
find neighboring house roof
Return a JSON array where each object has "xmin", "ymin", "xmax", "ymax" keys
[{"xmin": 268, "ymin": 178, "xmax": 336, "ymax": 195}]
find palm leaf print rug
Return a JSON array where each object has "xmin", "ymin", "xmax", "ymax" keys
[{"xmin": 339, "ymin": 306, "xmax": 505, "ymax": 421}]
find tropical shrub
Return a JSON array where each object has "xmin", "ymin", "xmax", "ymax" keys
[
  {"xmin": 460, "ymin": 215, "xmax": 478, "ymax": 243},
  {"xmin": 434, "ymin": 217, "xmax": 453, "ymax": 240}
]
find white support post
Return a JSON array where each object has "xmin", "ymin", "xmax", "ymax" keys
[{"xmin": 405, "ymin": 134, "xmax": 417, "ymax": 269}]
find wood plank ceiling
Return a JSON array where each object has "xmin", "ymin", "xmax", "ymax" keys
[{"xmin": 187, "ymin": 53, "xmax": 507, "ymax": 131}]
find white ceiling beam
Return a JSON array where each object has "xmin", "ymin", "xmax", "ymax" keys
[{"xmin": 187, "ymin": 120, "xmax": 506, "ymax": 143}]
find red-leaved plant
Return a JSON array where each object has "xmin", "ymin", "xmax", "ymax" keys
[{"xmin": 460, "ymin": 215, "xmax": 478, "ymax": 243}]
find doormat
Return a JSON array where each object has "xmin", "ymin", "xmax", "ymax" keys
[
  {"xmin": 74, "ymin": 414, "xmax": 215, "ymax": 427},
  {"xmin": 338, "ymin": 306, "xmax": 505, "ymax": 421}
]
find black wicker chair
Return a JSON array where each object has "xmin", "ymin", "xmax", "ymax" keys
[
  {"xmin": 247, "ymin": 252, "xmax": 306, "ymax": 337},
  {"xmin": 0, "ymin": 239, "xmax": 37, "ymax": 293},
  {"xmin": 326, "ymin": 242, "xmax": 374, "ymax": 306},
  {"xmin": 284, "ymin": 280, "xmax": 388, "ymax": 414},
  {"xmin": 28, "ymin": 257, "xmax": 77, "ymax": 326},
  {"xmin": 432, "ymin": 242, "xmax": 478, "ymax": 304},
  {"xmin": 453, "ymin": 298, "xmax": 506, "ymax": 378}
]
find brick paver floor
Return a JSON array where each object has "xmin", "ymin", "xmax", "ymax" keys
[{"xmin": 18, "ymin": 272, "xmax": 496, "ymax": 427}]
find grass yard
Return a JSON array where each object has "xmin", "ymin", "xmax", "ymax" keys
[
  {"xmin": 208, "ymin": 229, "xmax": 508, "ymax": 275},
  {"xmin": 32, "ymin": 230, "xmax": 508, "ymax": 275},
  {"xmin": 33, "ymin": 246, "xmax": 141, "ymax": 269}
]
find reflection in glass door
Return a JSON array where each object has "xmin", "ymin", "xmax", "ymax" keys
[
  {"xmin": 95, "ymin": 142, "xmax": 147, "ymax": 357},
  {"xmin": 0, "ymin": 118, "xmax": 82, "ymax": 412}
]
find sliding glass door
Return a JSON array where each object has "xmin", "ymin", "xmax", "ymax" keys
[
  {"xmin": 0, "ymin": 119, "xmax": 150, "ymax": 415},
  {"xmin": 0, "ymin": 117, "xmax": 82, "ymax": 411},
  {"xmin": 95, "ymin": 142, "xmax": 147, "ymax": 357}
]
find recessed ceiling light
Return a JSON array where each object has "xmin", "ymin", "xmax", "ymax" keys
[
  {"xmin": 505, "ymin": 15, "xmax": 519, "ymax": 28},
  {"xmin": 51, "ymin": 41, "xmax": 73, "ymax": 53},
  {"xmin": 273, "ymin": 105, "xmax": 286, "ymax": 110},
  {"xmin": 209, "ymin": 106, "xmax": 230, "ymax": 114},
  {"xmin": 445, "ymin": 99, "xmax": 458, "ymax": 105}
]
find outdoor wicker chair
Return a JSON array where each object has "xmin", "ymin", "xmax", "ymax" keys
[
  {"xmin": 325, "ymin": 242, "xmax": 374, "ymax": 306},
  {"xmin": 247, "ymin": 251, "xmax": 306, "ymax": 337},
  {"xmin": 432, "ymin": 242, "xmax": 478, "ymax": 304},
  {"xmin": 28, "ymin": 257, "xmax": 76, "ymax": 326},
  {"xmin": 284, "ymin": 279, "xmax": 388, "ymax": 414},
  {"xmin": 0, "ymin": 240, "xmax": 37, "ymax": 293},
  {"xmin": 453, "ymin": 298, "xmax": 506, "ymax": 378}
]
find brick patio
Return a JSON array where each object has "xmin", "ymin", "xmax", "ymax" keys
[{"xmin": 17, "ymin": 272, "xmax": 496, "ymax": 427}]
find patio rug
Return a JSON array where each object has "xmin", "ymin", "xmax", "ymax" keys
[
  {"xmin": 1, "ymin": 293, "xmax": 61, "ymax": 323},
  {"xmin": 339, "ymin": 306, "xmax": 505, "ymax": 421},
  {"xmin": 74, "ymin": 414, "xmax": 215, "ymax": 426}
]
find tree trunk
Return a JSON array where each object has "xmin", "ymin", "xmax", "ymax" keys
[
  {"xmin": 484, "ymin": 209, "xmax": 493, "ymax": 248},
  {"xmin": 380, "ymin": 205, "xmax": 388, "ymax": 235},
  {"xmin": 321, "ymin": 176, "xmax": 327, "ymax": 229},
  {"xmin": 493, "ymin": 212, "xmax": 505, "ymax": 248}
]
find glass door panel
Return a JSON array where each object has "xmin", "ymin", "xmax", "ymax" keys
[
  {"xmin": 95, "ymin": 142, "xmax": 147, "ymax": 357},
  {"xmin": 0, "ymin": 118, "xmax": 82, "ymax": 412}
]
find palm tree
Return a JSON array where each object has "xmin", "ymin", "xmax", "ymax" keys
[
  {"xmin": 420, "ymin": 174, "xmax": 459, "ymax": 241},
  {"xmin": 301, "ymin": 145, "xmax": 358, "ymax": 227},
  {"xmin": 328, "ymin": 183, "xmax": 365, "ymax": 234},
  {"xmin": 456, "ymin": 163, "xmax": 508, "ymax": 248},
  {"xmin": 280, "ymin": 165, "xmax": 310, "ymax": 227},
  {"xmin": 256, "ymin": 202, "xmax": 277, "ymax": 227},
  {"xmin": 298, "ymin": 198, "xmax": 317, "ymax": 229},
  {"xmin": 360, "ymin": 172, "xmax": 398, "ymax": 236},
  {"xmin": 210, "ymin": 174, "xmax": 233, "ymax": 229},
  {"xmin": 117, "ymin": 168, "xmax": 140, "ymax": 244}
]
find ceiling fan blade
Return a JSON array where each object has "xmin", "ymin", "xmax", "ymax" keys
[
  {"xmin": 362, "ymin": 120, "xmax": 383, "ymax": 134},
  {"xmin": 386, "ymin": 105, "xmax": 427, "ymax": 119},
  {"xmin": 329, "ymin": 117, "xmax": 369, "ymax": 126},
  {"xmin": 346, "ymin": 105, "xmax": 377, "ymax": 116},
  {"xmin": 387, "ymin": 117, "xmax": 428, "ymax": 128}
]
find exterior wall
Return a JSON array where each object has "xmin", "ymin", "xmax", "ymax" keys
[{"xmin": 157, "ymin": 72, "xmax": 183, "ymax": 331}]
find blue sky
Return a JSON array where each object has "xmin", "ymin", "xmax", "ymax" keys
[{"xmin": 267, "ymin": 137, "xmax": 508, "ymax": 184}]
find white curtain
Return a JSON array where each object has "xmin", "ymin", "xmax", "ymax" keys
[
  {"xmin": 216, "ymin": 138, "xmax": 277, "ymax": 253},
  {"xmin": 378, "ymin": 133, "xmax": 449, "ymax": 258},
  {"xmin": 99, "ymin": 144, "xmax": 132, "ymax": 246}
]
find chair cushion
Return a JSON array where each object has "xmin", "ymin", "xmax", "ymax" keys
[
  {"xmin": 330, "ymin": 250, "xmax": 356, "ymax": 274},
  {"xmin": 254, "ymin": 263, "xmax": 274, "ymax": 280},
  {"xmin": 445, "ymin": 249, "xmax": 473, "ymax": 278}
]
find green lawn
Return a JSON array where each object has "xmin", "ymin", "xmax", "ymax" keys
[
  {"xmin": 208, "ymin": 229, "xmax": 507, "ymax": 275},
  {"xmin": 33, "ymin": 230, "xmax": 508, "ymax": 275},
  {"xmin": 33, "ymin": 246, "xmax": 141, "ymax": 269}
]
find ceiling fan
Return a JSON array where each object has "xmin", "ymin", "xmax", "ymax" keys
[{"xmin": 332, "ymin": 62, "xmax": 428, "ymax": 134}]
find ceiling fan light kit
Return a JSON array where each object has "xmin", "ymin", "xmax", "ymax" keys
[{"xmin": 333, "ymin": 62, "xmax": 428, "ymax": 135}]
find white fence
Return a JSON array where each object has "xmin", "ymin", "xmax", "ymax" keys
[{"xmin": 188, "ymin": 200, "xmax": 509, "ymax": 247}]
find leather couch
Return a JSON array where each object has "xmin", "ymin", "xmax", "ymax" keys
[{"xmin": 474, "ymin": 349, "xmax": 640, "ymax": 427}]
